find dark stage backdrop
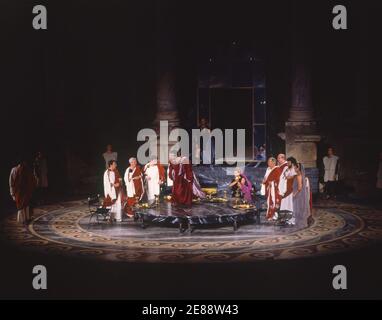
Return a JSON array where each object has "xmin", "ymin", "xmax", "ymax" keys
[
  {"xmin": 1, "ymin": 0, "xmax": 381, "ymax": 214},
  {"xmin": 210, "ymin": 89, "xmax": 253, "ymax": 152}
]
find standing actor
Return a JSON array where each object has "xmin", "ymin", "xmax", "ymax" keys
[
  {"xmin": 103, "ymin": 160, "xmax": 123, "ymax": 222},
  {"xmin": 143, "ymin": 157, "xmax": 165, "ymax": 204},
  {"xmin": 168, "ymin": 155, "xmax": 193, "ymax": 206},
  {"xmin": 323, "ymin": 147, "xmax": 339, "ymax": 199},
  {"xmin": 279, "ymin": 157, "xmax": 298, "ymax": 219},
  {"xmin": 103, "ymin": 144, "xmax": 118, "ymax": 169},
  {"xmin": 124, "ymin": 157, "xmax": 144, "ymax": 205},
  {"xmin": 9, "ymin": 158, "xmax": 37, "ymax": 224}
]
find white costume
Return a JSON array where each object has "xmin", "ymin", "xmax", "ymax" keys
[
  {"xmin": 144, "ymin": 163, "xmax": 161, "ymax": 204},
  {"xmin": 103, "ymin": 151, "xmax": 118, "ymax": 169},
  {"xmin": 277, "ymin": 162, "xmax": 289, "ymax": 196},
  {"xmin": 124, "ymin": 167, "xmax": 144, "ymax": 200},
  {"xmin": 103, "ymin": 169, "xmax": 122, "ymax": 221},
  {"xmin": 323, "ymin": 155, "xmax": 339, "ymax": 182},
  {"xmin": 279, "ymin": 166, "xmax": 297, "ymax": 213},
  {"xmin": 261, "ymin": 167, "xmax": 272, "ymax": 196},
  {"xmin": 125, "ymin": 168, "xmax": 135, "ymax": 198}
]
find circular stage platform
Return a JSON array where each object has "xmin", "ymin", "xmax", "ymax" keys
[
  {"xmin": 1, "ymin": 199, "xmax": 382, "ymax": 263},
  {"xmin": 132, "ymin": 200, "xmax": 260, "ymax": 232}
]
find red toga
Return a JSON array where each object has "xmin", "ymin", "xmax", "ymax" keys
[
  {"xmin": 157, "ymin": 161, "xmax": 165, "ymax": 182},
  {"xmin": 264, "ymin": 162, "xmax": 287, "ymax": 219},
  {"xmin": 14, "ymin": 165, "xmax": 36, "ymax": 210},
  {"xmin": 103, "ymin": 168, "xmax": 123, "ymax": 207},
  {"xmin": 169, "ymin": 162, "xmax": 193, "ymax": 206},
  {"xmin": 124, "ymin": 166, "xmax": 144, "ymax": 215}
]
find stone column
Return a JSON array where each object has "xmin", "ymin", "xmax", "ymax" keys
[
  {"xmin": 354, "ymin": 2, "xmax": 369, "ymax": 127},
  {"xmin": 284, "ymin": 2, "xmax": 320, "ymax": 169},
  {"xmin": 285, "ymin": 56, "xmax": 320, "ymax": 168},
  {"xmin": 153, "ymin": 0, "xmax": 180, "ymax": 131},
  {"xmin": 152, "ymin": 0, "xmax": 180, "ymax": 163}
]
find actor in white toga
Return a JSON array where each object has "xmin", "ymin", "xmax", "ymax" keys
[
  {"xmin": 323, "ymin": 147, "xmax": 339, "ymax": 199},
  {"xmin": 143, "ymin": 158, "xmax": 165, "ymax": 204},
  {"xmin": 279, "ymin": 157, "xmax": 298, "ymax": 225},
  {"xmin": 103, "ymin": 160, "xmax": 122, "ymax": 221},
  {"xmin": 124, "ymin": 157, "xmax": 144, "ymax": 203}
]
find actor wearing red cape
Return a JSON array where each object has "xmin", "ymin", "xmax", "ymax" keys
[
  {"xmin": 264, "ymin": 155, "xmax": 288, "ymax": 220},
  {"xmin": 103, "ymin": 160, "xmax": 124, "ymax": 221},
  {"xmin": 9, "ymin": 161, "xmax": 37, "ymax": 224},
  {"xmin": 168, "ymin": 156, "xmax": 193, "ymax": 206},
  {"xmin": 124, "ymin": 157, "xmax": 145, "ymax": 216}
]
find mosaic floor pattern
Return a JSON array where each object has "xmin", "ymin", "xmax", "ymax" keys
[{"xmin": 1, "ymin": 199, "xmax": 382, "ymax": 263}]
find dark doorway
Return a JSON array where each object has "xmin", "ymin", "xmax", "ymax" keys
[{"xmin": 210, "ymin": 88, "xmax": 253, "ymax": 158}]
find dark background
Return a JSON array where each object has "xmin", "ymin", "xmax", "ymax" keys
[
  {"xmin": 1, "ymin": 0, "xmax": 381, "ymax": 205},
  {"xmin": 0, "ymin": 0, "xmax": 381, "ymax": 299},
  {"xmin": 1, "ymin": 0, "xmax": 381, "ymax": 209}
]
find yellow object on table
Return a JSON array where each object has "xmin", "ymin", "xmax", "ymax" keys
[{"xmin": 201, "ymin": 187, "xmax": 218, "ymax": 196}]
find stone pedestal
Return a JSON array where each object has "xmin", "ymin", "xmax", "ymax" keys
[
  {"xmin": 153, "ymin": 0, "xmax": 179, "ymax": 133},
  {"xmin": 153, "ymin": 71, "xmax": 179, "ymax": 131},
  {"xmin": 283, "ymin": 2, "xmax": 321, "ymax": 169},
  {"xmin": 285, "ymin": 53, "xmax": 320, "ymax": 168},
  {"xmin": 285, "ymin": 122, "xmax": 320, "ymax": 168},
  {"xmin": 153, "ymin": 1, "xmax": 179, "ymax": 162}
]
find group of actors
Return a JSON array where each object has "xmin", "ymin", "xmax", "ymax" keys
[
  {"xmin": 102, "ymin": 145, "xmax": 206, "ymax": 222},
  {"xmin": 102, "ymin": 144, "xmax": 312, "ymax": 227},
  {"xmin": 8, "ymin": 144, "xmax": 312, "ymax": 227},
  {"xmin": 261, "ymin": 153, "xmax": 312, "ymax": 227}
]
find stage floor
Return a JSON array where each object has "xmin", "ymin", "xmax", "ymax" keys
[{"xmin": 1, "ymin": 199, "xmax": 382, "ymax": 263}]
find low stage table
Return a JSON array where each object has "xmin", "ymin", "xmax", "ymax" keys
[{"xmin": 134, "ymin": 200, "xmax": 260, "ymax": 233}]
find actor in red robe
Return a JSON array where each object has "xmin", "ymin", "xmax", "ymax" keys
[
  {"xmin": 9, "ymin": 160, "xmax": 37, "ymax": 224},
  {"xmin": 123, "ymin": 157, "xmax": 144, "ymax": 216},
  {"xmin": 264, "ymin": 163, "xmax": 281, "ymax": 220},
  {"xmin": 264, "ymin": 154, "xmax": 288, "ymax": 220},
  {"xmin": 168, "ymin": 156, "xmax": 193, "ymax": 206}
]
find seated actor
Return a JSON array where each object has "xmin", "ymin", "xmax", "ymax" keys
[{"xmin": 229, "ymin": 168, "xmax": 253, "ymax": 203}]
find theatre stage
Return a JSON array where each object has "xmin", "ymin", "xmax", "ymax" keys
[{"xmin": 1, "ymin": 198, "xmax": 382, "ymax": 264}]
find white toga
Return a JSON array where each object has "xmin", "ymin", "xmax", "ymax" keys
[
  {"xmin": 323, "ymin": 155, "xmax": 339, "ymax": 182},
  {"xmin": 145, "ymin": 165, "xmax": 161, "ymax": 203},
  {"xmin": 103, "ymin": 169, "xmax": 122, "ymax": 221}
]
